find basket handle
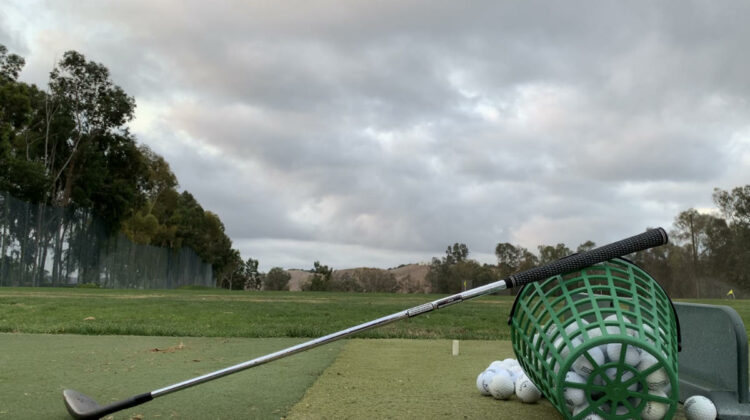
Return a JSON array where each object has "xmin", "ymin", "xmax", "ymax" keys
[{"xmin": 506, "ymin": 228, "xmax": 668, "ymax": 289}]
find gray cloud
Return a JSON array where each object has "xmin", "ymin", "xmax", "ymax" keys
[{"xmin": 3, "ymin": 1, "xmax": 750, "ymax": 270}]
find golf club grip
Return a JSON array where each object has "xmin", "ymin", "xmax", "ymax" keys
[{"xmin": 507, "ymin": 228, "xmax": 668, "ymax": 288}]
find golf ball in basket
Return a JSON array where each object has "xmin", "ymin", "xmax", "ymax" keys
[
  {"xmin": 646, "ymin": 367, "xmax": 669, "ymax": 390},
  {"xmin": 684, "ymin": 395, "xmax": 717, "ymax": 420},
  {"xmin": 563, "ymin": 371, "xmax": 586, "ymax": 407},
  {"xmin": 641, "ymin": 390, "xmax": 668, "ymax": 420},
  {"xmin": 572, "ymin": 404, "xmax": 604, "ymax": 420},
  {"xmin": 515, "ymin": 374, "xmax": 542, "ymax": 403},
  {"xmin": 554, "ymin": 336, "xmax": 582, "ymax": 358},
  {"xmin": 564, "ymin": 319, "xmax": 589, "ymax": 337},
  {"xmin": 488, "ymin": 369, "xmax": 515, "ymax": 400},
  {"xmin": 606, "ymin": 342, "xmax": 641, "ymax": 366},
  {"xmin": 572, "ymin": 346, "xmax": 605, "ymax": 377}
]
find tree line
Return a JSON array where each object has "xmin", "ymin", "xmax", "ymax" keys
[
  {"xmin": 0, "ymin": 45, "xmax": 243, "ymax": 288},
  {"xmin": 427, "ymin": 185, "xmax": 750, "ymax": 299}
]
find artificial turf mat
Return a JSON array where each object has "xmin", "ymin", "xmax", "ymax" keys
[
  {"xmin": 287, "ymin": 339, "xmax": 688, "ymax": 419},
  {"xmin": 286, "ymin": 339, "xmax": 563, "ymax": 419},
  {"xmin": 0, "ymin": 333, "xmax": 343, "ymax": 419}
]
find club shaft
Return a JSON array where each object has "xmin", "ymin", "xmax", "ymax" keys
[{"xmin": 151, "ymin": 279, "xmax": 508, "ymax": 398}]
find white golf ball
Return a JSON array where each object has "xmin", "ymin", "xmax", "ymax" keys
[
  {"xmin": 641, "ymin": 390, "xmax": 668, "ymax": 420},
  {"xmin": 565, "ymin": 319, "xmax": 589, "ymax": 337},
  {"xmin": 508, "ymin": 365, "xmax": 524, "ymax": 382},
  {"xmin": 603, "ymin": 368, "xmax": 638, "ymax": 391},
  {"xmin": 488, "ymin": 369, "xmax": 515, "ymax": 400},
  {"xmin": 606, "ymin": 342, "xmax": 641, "ymax": 366},
  {"xmin": 563, "ymin": 371, "xmax": 586, "ymax": 407},
  {"xmin": 604, "ymin": 314, "xmax": 621, "ymax": 335},
  {"xmin": 477, "ymin": 371, "xmax": 491, "ymax": 395},
  {"xmin": 572, "ymin": 404, "xmax": 604, "ymax": 420},
  {"xmin": 554, "ymin": 336, "xmax": 582, "ymax": 359},
  {"xmin": 641, "ymin": 324, "xmax": 656, "ymax": 345},
  {"xmin": 502, "ymin": 357, "xmax": 519, "ymax": 368},
  {"xmin": 684, "ymin": 395, "xmax": 717, "ymax": 420},
  {"xmin": 515, "ymin": 374, "xmax": 542, "ymax": 403},
  {"xmin": 573, "ymin": 346, "xmax": 605, "ymax": 377},
  {"xmin": 489, "ymin": 360, "xmax": 504, "ymax": 370},
  {"xmin": 646, "ymin": 367, "xmax": 669, "ymax": 390},
  {"xmin": 638, "ymin": 352, "xmax": 659, "ymax": 372},
  {"xmin": 479, "ymin": 368, "xmax": 499, "ymax": 395}
]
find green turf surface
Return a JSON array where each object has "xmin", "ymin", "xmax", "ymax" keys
[
  {"xmin": 286, "ymin": 339, "xmax": 688, "ymax": 419},
  {"xmin": 0, "ymin": 288, "xmax": 513, "ymax": 339},
  {"xmin": 0, "ymin": 333, "xmax": 343, "ymax": 419}
]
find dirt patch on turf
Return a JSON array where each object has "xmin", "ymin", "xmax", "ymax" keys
[{"xmin": 149, "ymin": 341, "xmax": 185, "ymax": 353}]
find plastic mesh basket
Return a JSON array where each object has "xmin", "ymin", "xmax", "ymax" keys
[{"xmin": 509, "ymin": 258, "xmax": 680, "ymax": 420}]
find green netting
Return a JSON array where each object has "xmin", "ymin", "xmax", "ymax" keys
[
  {"xmin": 0, "ymin": 192, "xmax": 213, "ymax": 289},
  {"xmin": 510, "ymin": 258, "xmax": 679, "ymax": 420}
]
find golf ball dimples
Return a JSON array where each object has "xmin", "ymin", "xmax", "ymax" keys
[
  {"xmin": 488, "ymin": 369, "xmax": 515, "ymax": 400},
  {"xmin": 684, "ymin": 395, "xmax": 717, "ymax": 420},
  {"xmin": 515, "ymin": 374, "xmax": 541, "ymax": 403},
  {"xmin": 641, "ymin": 390, "xmax": 668, "ymax": 420}
]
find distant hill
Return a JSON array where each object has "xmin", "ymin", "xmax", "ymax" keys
[{"xmin": 284, "ymin": 264, "xmax": 431, "ymax": 293}]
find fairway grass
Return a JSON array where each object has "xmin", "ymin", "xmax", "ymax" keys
[
  {"xmin": 0, "ymin": 333, "xmax": 343, "ymax": 419},
  {"xmin": 0, "ymin": 288, "xmax": 514, "ymax": 340}
]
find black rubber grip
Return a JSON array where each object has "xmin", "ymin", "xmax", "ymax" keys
[{"xmin": 507, "ymin": 228, "xmax": 668, "ymax": 288}]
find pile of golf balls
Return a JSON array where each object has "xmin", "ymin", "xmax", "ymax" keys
[
  {"xmin": 476, "ymin": 358, "xmax": 542, "ymax": 403},
  {"xmin": 534, "ymin": 316, "xmax": 674, "ymax": 420}
]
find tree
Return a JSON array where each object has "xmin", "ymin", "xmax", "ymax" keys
[
  {"xmin": 576, "ymin": 240, "xmax": 596, "ymax": 253},
  {"xmin": 495, "ymin": 243, "xmax": 538, "ymax": 278},
  {"xmin": 48, "ymin": 50, "xmax": 136, "ymax": 208},
  {"xmin": 244, "ymin": 258, "xmax": 261, "ymax": 290},
  {"xmin": 305, "ymin": 261, "xmax": 333, "ymax": 291},
  {"xmin": 427, "ymin": 243, "xmax": 497, "ymax": 293},
  {"xmin": 264, "ymin": 267, "xmax": 291, "ymax": 291},
  {"xmin": 537, "ymin": 243, "xmax": 573, "ymax": 265}
]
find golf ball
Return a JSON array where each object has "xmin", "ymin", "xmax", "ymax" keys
[
  {"xmin": 563, "ymin": 371, "xmax": 586, "ymax": 407},
  {"xmin": 638, "ymin": 352, "xmax": 659, "ymax": 372},
  {"xmin": 604, "ymin": 314, "xmax": 621, "ymax": 335},
  {"xmin": 488, "ymin": 369, "xmax": 515, "ymax": 400},
  {"xmin": 606, "ymin": 342, "xmax": 641, "ymax": 366},
  {"xmin": 641, "ymin": 390, "xmax": 668, "ymax": 420},
  {"xmin": 479, "ymin": 368, "xmax": 499, "ymax": 395},
  {"xmin": 508, "ymin": 365, "xmax": 524, "ymax": 382},
  {"xmin": 572, "ymin": 346, "xmax": 605, "ymax": 377},
  {"xmin": 554, "ymin": 336, "xmax": 582, "ymax": 359},
  {"xmin": 564, "ymin": 319, "xmax": 589, "ymax": 338},
  {"xmin": 646, "ymin": 367, "xmax": 669, "ymax": 390},
  {"xmin": 684, "ymin": 395, "xmax": 717, "ymax": 420},
  {"xmin": 477, "ymin": 371, "xmax": 491, "ymax": 395},
  {"xmin": 515, "ymin": 374, "xmax": 542, "ymax": 403},
  {"xmin": 572, "ymin": 404, "xmax": 604, "ymax": 420}
]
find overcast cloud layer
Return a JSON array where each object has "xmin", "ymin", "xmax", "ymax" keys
[{"xmin": 3, "ymin": 1, "xmax": 750, "ymax": 271}]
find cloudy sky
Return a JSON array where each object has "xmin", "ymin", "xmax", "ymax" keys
[{"xmin": 2, "ymin": 1, "xmax": 749, "ymax": 271}]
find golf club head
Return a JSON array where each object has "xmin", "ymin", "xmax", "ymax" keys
[
  {"xmin": 63, "ymin": 389, "xmax": 153, "ymax": 419},
  {"xmin": 63, "ymin": 390, "xmax": 102, "ymax": 419}
]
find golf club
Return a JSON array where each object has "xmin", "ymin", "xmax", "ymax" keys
[{"xmin": 63, "ymin": 227, "xmax": 668, "ymax": 419}]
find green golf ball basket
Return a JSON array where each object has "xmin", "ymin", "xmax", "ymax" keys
[{"xmin": 509, "ymin": 258, "xmax": 680, "ymax": 420}]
